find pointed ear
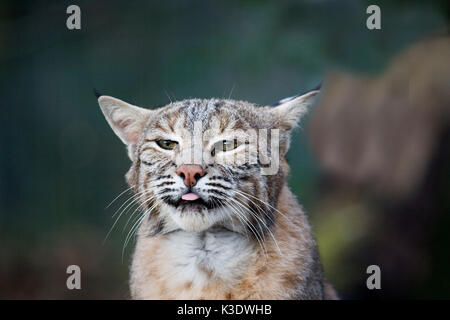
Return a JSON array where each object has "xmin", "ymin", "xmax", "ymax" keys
[
  {"xmin": 98, "ymin": 96, "xmax": 152, "ymax": 145},
  {"xmin": 270, "ymin": 90, "xmax": 319, "ymax": 130}
]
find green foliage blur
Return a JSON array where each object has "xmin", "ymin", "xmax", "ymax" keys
[{"xmin": 0, "ymin": 0, "xmax": 447, "ymax": 298}]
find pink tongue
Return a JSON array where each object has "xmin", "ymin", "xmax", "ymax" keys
[{"xmin": 181, "ymin": 193, "xmax": 200, "ymax": 201}]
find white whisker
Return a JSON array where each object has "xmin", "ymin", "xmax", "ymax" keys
[{"xmin": 105, "ymin": 185, "xmax": 135, "ymax": 209}]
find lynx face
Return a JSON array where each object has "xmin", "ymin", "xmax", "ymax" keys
[{"xmin": 98, "ymin": 92, "xmax": 318, "ymax": 237}]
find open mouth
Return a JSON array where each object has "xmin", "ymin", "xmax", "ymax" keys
[
  {"xmin": 162, "ymin": 192, "xmax": 223, "ymax": 211},
  {"xmin": 177, "ymin": 192, "xmax": 208, "ymax": 210}
]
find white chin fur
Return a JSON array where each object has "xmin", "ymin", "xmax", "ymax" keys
[{"xmin": 171, "ymin": 209, "xmax": 220, "ymax": 232}]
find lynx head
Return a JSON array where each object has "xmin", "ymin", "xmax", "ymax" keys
[{"xmin": 98, "ymin": 90, "xmax": 318, "ymax": 237}]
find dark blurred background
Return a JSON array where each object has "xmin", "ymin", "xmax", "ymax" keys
[{"xmin": 0, "ymin": 0, "xmax": 449, "ymax": 299}]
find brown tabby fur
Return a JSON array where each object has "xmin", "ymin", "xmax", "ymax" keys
[{"xmin": 98, "ymin": 92, "xmax": 337, "ymax": 299}]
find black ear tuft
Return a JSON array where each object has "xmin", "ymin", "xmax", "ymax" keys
[
  {"xmin": 270, "ymin": 82, "xmax": 322, "ymax": 107},
  {"xmin": 311, "ymin": 82, "xmax": 322, "ymax": 91},
  {"xmin": 93, "ymin": 88, "xmax": 103, "ymax": 99}
]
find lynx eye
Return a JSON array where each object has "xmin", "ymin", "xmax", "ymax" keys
[
  {"xmin": 222, "ymin": 139, "xmax": 238, "ymax": 151},
  {"xmin": 212, "ymin": 139, "xmax": 239, "ymax": 156},
  {"xmin": 156, "ymin": 140, "xmax": 178, "ymax": 150}
]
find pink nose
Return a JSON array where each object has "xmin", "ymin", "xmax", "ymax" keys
[{"xmin": 176, "ymin": 165, "xmax": 205, "ymax": 187}]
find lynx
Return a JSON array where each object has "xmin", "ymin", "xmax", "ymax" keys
[{"xmin": 98, "ymin": 89, "xmax": 337, "ymax": 299}]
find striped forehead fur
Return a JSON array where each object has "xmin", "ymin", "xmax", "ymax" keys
[{"xmin": 144, "ymin": 98, "xmax": 270, "ymax": 135}]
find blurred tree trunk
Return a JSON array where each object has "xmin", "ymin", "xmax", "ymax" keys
[{"xmin": 308, "ymin": 37, "xmax": 450, "ymax": 298}]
